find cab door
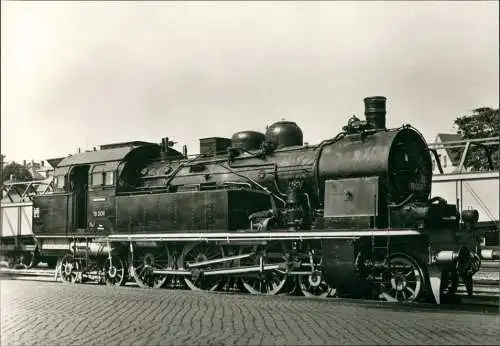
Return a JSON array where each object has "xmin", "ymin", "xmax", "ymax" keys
[{"xmin": 69, "ymin": 165, "xmax": 90, "ymax": 231}]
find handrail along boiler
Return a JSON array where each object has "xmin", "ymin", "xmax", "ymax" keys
[{"xmin": 31, "ymin": 96, "xmax": 494, "ymax": 303}]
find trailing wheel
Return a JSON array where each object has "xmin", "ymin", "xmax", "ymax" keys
[
  {"xmin": 27, "ymin": 250, "xmax": 40, "ymax": 269},
  {"xmin": 60, "ymin": 255, "xmax": 81, "ymax": 284},
  {"xmin": 239, "ymin": 243, "xmax": 289, "ymax": 296},
  {"xmin": 179, "ymin": 242, "xmax": 226, "ymax": 291},
  {"xmin": 131, "ymin": 246, "xmax": 172, "ymax": 289},
  {"xmin": 379, "ymin": 254, "xmax": 425, "ymax": 303},
  {"xmin": 298, "ymin": 256, "xmax": 336, "ymax": 298},
  {"xmin": 104, "ymin": 256, "xmax": 127, "ymax": 286},
  {"xmin": 10, "ymin": 252, "xmax": 34, "ymax": 269}
]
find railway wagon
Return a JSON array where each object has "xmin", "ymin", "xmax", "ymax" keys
[
  {"xmin": 32, "ymin": 96, "xmax": 497, "ymax": 303},
  {"xmin": 1, "ymin": 178, "xmax": 58, "ymax": 268}
]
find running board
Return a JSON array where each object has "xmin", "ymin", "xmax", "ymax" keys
[{"xmin": 108, "ymin": 230, "xmax": 421, "ymax": 242}]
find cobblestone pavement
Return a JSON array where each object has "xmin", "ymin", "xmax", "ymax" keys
[{"xmin": 1, "ymin": 280, "xmax": 499, "ymax": 346}]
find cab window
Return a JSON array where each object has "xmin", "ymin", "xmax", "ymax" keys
[
  {"xmin": 91, "ymin": 171, "xmax": 115, "ymax": 187},
  {"xmin": 55, "ymin": 175, "xmax": 66, "ymax": 189},
  {"xmin": 104, "ymin": 171, "xmax": 115, "ymax": 185},
  {"xmin": 92, "ymin": 172, "xmax": 104, "ymax": 186}
]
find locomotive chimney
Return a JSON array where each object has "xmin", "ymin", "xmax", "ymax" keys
[
  {"xmin": 160, "ymin": 137, "xmax": 169, "ymax": 161},
  {"xmin": 161, "ymin": 137, "xmax": 169, "ymax": 152},
  {"xmin": 363, "ymin": 96, "xmax": 387, "ymax": 130}
]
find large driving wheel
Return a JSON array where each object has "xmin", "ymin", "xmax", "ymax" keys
[
  {"xmin": 131, "ymin": 246, "xmax": 172, "ymax": 289},
  {"xmin": 179, "ymin": 242, "xmax": 226, "ymax": 291},
  {"xmin": 239, "ymin": 242, "xmax": 289, "ymax": 296}
]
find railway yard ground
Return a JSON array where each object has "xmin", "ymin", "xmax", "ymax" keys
[{"xmin": 1, "ymin": 266, "xmax": 499, "ymax": 346}]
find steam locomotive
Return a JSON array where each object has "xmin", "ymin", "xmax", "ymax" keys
[{"xmin": 31, "ymin": 96, "xmax": 492, "ymax": 303}]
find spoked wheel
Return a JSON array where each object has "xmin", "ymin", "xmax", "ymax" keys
[
  {"xmin": 27, "ymin": 251, "xmax": 41, "ymax": 269},
  {"xmin": 239, "ymin": 243, "xmax": 289, "ymax": 296},
  {"xmin": 179, "ymin": 242, "xmax": 226, "ymax": 291},
  {"xmin": 104, "ymin": 256, "xmax": 127, "ymax": 286},
  {"xmin": 379, "ymin": 254, "xmax": 425, "ymax": 303},
  {"xmin": 298, "ymin": 255, "xmax": 336, "ymax": 298},
  {"xmin": 60, "ymin": 255, "xmax": 81, "ymax": 284},
  {"xmin": 11, "ymin": 252, "xmax": 34, "ymax": 269},
  {"xmin": 131, "ymin": 246, "xmax": 172, "ymax": 289}
]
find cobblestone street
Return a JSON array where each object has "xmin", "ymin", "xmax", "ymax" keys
[{"xmin": 1, "ymin": 279, "xmax": 499, "ymax": 346}]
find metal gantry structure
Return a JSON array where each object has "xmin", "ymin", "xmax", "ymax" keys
[{"xmin": 428, "ymin": 136, "xmax": 499, "ymax": 243}]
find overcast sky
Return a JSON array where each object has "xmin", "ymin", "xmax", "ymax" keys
[{"xmin": 1, "ymin": 1, "xmax": 498, "ymax": 163}]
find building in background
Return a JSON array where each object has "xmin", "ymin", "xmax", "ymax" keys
[{"xmin": 430, "ymin": 133, "xmax": 465, "ymax": 174}]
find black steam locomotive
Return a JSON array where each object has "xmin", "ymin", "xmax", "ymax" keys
[{"xmin": 32, "ymin": 96, "xmax": 489, "ymax": 303}]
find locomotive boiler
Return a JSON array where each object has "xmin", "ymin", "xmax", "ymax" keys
[{"xmin": 32, "ymin": 96, "xmax": 491, "ymax": 303}]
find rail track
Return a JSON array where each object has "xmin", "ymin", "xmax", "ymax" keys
[{"xmin": 2, "ymin": 261, "xmax": 498, "ymax": 311}]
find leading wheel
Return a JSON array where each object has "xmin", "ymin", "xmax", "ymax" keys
[
  {"xmin": 379, "ymin": 254, "xmax": 425, "ymax": 303},
  {"xmin": 298, "ymin": 255, "xmax": 336, "ymax": 298}
]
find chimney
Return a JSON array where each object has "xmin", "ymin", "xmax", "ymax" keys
[
  {"xmin": 23, "ymin": 160, "xmax": 26, "ymax": 166},
  {"xmin": 41, "ymin": 160, "xmax": 44, "ymax": 167},
  {"xmin": 182, "ymin": 145, "xmax": 188, "ymax": 158},
  {"xmin": 363, "ymin": 96, "xmax": 387, "ymax": 130},
  {"xmin": 160, "ymin": 137, "xmax": 169, "ymax": 161}
]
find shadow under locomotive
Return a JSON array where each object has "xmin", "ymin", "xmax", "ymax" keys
[{"xmin": 31, "ymin": 96, "xmax": 499, "ymax": 304}]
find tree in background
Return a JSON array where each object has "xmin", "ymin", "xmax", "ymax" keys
[
  {"xmin": 1, "ymin": 162, "xmax": 33, "ymax": 183},
  {"xmin": 454, "ymin": 107, "xmax": 499, "ymax": 171},
  {"xmin": 1, "ymin": 161, "xmax": 34, "ymax": 198}
]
